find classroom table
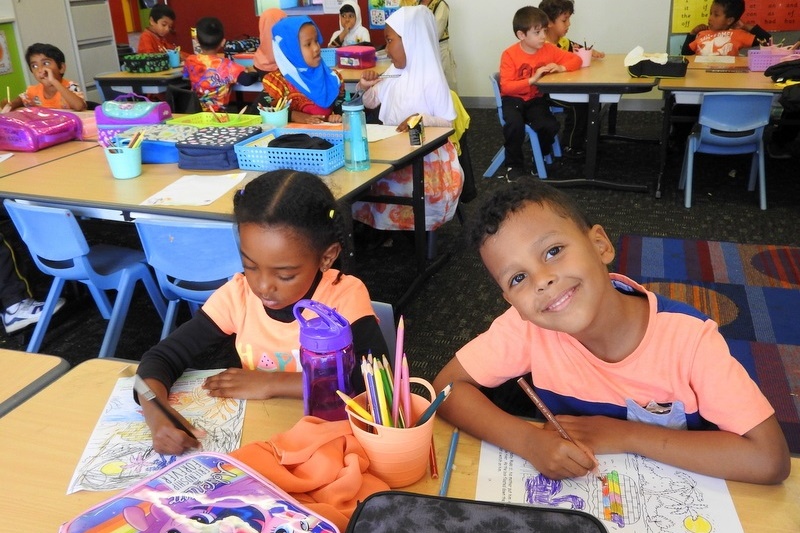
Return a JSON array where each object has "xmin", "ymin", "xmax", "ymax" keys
[
  {"xmin": 0, "ymin": 348, "xmax": 69, "ymax": 417},
  {"xmin": 534, "ymin": 54, "xmax": 657, "ymax": 192},
  {"xmin": 94, "ymin": 68, "xmax": 187, "ymax": 99},
  {"xmin": 655, "ymin": 61, "xmax": 785, "ymax": 197},
  {"xmin": 0, "ymin": 143, "xmax": 393, "ymax": 222},
  {"xmin": 0, "ymin": 141, "xmax": 97, "ymax": 178},
  {"xmin": 0, "ymin": 357, "xmax": 796, "ymax": 531}
]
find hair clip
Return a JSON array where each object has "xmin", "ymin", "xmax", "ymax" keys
[
  {"xmin": 329, "ymin": 209, "xmax": 335, "ymax": 219},
  {"xmin": 238, "ymin": 188, "xmax": 245, "ymax": 196}
]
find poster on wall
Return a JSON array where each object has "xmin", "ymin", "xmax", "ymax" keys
[
  {"xmin": 671, "ymin": 0, "xmax": 798, "ymax": 33},
  {"xmin": 369, "ymin": 0, "xmax": 400, "ymax": 29},
  {"xmin": 0, "ymin": 31, "xmax": 12, "ymax": 75}
]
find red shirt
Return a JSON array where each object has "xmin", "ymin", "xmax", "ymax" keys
[
  {"xmin": 499, "ymin": 41, "xmax": 582, "ymax": 101},
  {"xmin": 137, "ymin": 29, "xmax": 178, "ymax": 54}
]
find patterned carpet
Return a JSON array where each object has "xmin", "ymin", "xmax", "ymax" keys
[{"xmin": 618, "ymin": 235, "xmax": 800, "ymax": 453}]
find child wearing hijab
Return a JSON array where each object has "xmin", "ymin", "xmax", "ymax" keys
[
  {"xmin": 265, "ymin": 16, "xmax": 345, "ymax": 124},
  {"xmin": 351, "ymin": 6, "xmax": 463, "ymax": 232},
  {"xmin": 328, "ymin": 0, "xmax": 371, "ymax": 47},
  {"xmin": 253, "ymin": 7, "xmax": 288, "ymax": 77}
]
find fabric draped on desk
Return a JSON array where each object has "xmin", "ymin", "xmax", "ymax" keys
[{"xmin": 230, "ymin": 416, "xmax": 390, "ymax": 531}]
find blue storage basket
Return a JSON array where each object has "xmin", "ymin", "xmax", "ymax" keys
[
  {"xmin": 321, "ymin": 48, "xmax": 337, "ymax": 68},
  {"xmin": 234, "ymin": 128, "xmax": 344, "ymax": 175}
]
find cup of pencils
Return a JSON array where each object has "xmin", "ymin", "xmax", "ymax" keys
[
  {"xmin": 575, "ymin": 45, "xmax": 592, "ymax": 68},
  {"xmin": 166, "ymin": 48, "xmax": 181, "ymax": 68},
  {"xmin": 103, "ymin": 134, "xmax": 143, "ymax": 180},
  {"xmin": 343, "ymin": 371, "xmax": 438, "ymax": 488},
  {"xmin": 258, "ymin": 97, "xmax": 290, "ymax": 129}
]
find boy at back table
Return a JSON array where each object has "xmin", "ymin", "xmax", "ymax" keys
[
  {"xmin": 432, "ymin": 181, "xmax": 790, "ymax": 484},
  {"xmin": 681, "ymin": 0, "xmax": 770, "ymax": 56},
  {"xmin": 1, "ymin": 43, "xmax": 85, "ymax": 112},
  {"xmin": 137, "ymin": 4, "xmax": 185, "ymax": 59},
  {"xmin": 499, "ymin": 6, "xmax": 581, "ymax": 183}
]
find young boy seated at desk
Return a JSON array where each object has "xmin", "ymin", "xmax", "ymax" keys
[
  {"xmin": 137, "ymin": 4, "xmax": 187, "ymax": 60},
  {"xmin": 1, "ymin": 43, "xmax": 85, "ymax": 112},
  {"xmin": 498, "ymin": 6, "xmax": 581, "ymax": 183},
  {"xmin": 183, "ymin": 17, "xmax": 259, "ymax": 113},
  {"xmin": 432, "ymin": 181, "xmax": 791, "ymax": 485},
  {"xmin": 681, "ymin": 0, "xmax": 770, "ymax": 56}
]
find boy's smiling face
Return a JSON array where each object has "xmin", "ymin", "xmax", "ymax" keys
[{"xmin": 479, "ymin": 201, "xmax": 615, "ymax": 337}]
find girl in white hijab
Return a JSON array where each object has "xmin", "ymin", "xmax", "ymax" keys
[
  {"xmin": 351, "ymin": 6, "xmax": 463, "ymax": 232},
  {"xmin": 328, "ymin": 0, "xmax": 371, "ymax": 47}
]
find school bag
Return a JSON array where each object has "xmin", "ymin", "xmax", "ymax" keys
[
  {"xmin": 0, "ymin": 106, "xmax": 83, "ymax": 152},
  {"xmin": 345, "ymin": 491, "xmax": 608, "ymax": 533},
  {"xmin": 177, "ymin": 125, "xmax": 263, "ymax": 170},
  {"xmin": 764, "ymin": 58, "xmax": 800, "ymax": 83}
]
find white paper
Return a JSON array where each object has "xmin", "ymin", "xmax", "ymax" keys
[
  {"xmin": 67, "ymin": 370, "xmax": 246, "ymax": 494},
  {"xmin": 476, "ymin": 441, "xmax": 743, "ymax": 533},
  {"xmin": 693, "ymin": 56, "xmax": 736, "ymax": 64},
  {"xmin": 367, "ymin": 124, "xmax": 402, "ymax": 142},
  {"xmin": 140, "ymin": 172, "xmax": 246, "ymax": 206},
  {"xmin": 0, "ymin": 153, "xmax": 13, "ymax": 163}
]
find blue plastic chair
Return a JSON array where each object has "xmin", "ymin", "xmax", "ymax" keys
[
  {"xmin": 484, "ymin": 72, "xmax": 562, "ymax": 179},
  {"xmin": 678, "ymin": 92, "xmax": 774, "ymax": 210},
  {"xmin": 3, "ymin": 199, "xmax": 167, "ymax": 358},
  {"xmin": 135, "ymin": 217, "xmax": 242, "ymax": 339}
]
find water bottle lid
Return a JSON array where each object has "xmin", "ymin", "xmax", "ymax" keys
[
  {"xmin": 293, "ymin": 299, "xmax": 353, "ymax": 352},
  {"xmin": 342, "ymin": 102, "xmax": 364, "ymax": 112}
]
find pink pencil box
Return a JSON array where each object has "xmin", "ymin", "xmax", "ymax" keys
[
  {"xmin": 336, "ymin": 46, "xmax": 376, "ymax": 69},
  {"xmin": 94, "ymin": 92, "xmax": 172, "ymax": 146},
  {"xmin": 0, "ymin": 107, "xmax": 83, "ymax": 152}
]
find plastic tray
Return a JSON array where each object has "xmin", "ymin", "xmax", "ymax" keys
[
  {"xmin": 747, "ymin": 48, "xmax": 792, "ymax": 72},
  {"xmin": 234, "ymin": 127, "xmax": 344, "ymax": 175},
  {"xmin": 167, "ymin": 112, "xmax": 261, "ymax": 128},
  {"xmin": 321, "ymin": 48, "xmax": 337, "ymax": 68}
]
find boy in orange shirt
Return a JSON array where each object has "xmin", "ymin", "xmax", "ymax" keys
[
  {"xmin": 138, "ymin": 4, "xmax": 181, "ymax": 55},
  {"xmin": 1, "ymin": 43, "xmax": 85, "ymax": 112},
  {"xmin": 499, "ymin": 6, "xmax": 581, "ymax": 182}
]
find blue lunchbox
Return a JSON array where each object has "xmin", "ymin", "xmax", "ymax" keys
[{"xmin": 115, "ymin": 124, "xmax": 198, "ymax": 164}]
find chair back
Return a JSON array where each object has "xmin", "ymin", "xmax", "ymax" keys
[
  {"xmin": 166, "ymin": 84, "xmax": 203, "ymax": 114},
  {"xmin": 696, "ymin": 92, "xmax": 774, "ymax": 150},
  {"xmin": 135, "ymin": 218, "xmax": 242, "ymax": 305},
  {"xmin": 371, "ymin": 301, "xmax": 396, "ymax": 361},
  {"xmin": 489, "ymin": 73, "xmax": 506, "ymax": 127},
  {"xmin": 3, "ymin": 200, "xmax": 92, "ymax": 279}
]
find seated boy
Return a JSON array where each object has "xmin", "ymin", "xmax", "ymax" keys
[
  {"xmin": 183, "ymin": 17, "xmax": 259, "ymax": 113},
  {"xmin": 1, "ymin": 43, "xmax": 85, "ymax": 112},
  {"xmin": 499, "ymin": 6, "xmax": 581, "ymax": 183},
  {"xmin": 432, "ymin": 181, "xmax": 791, "ymax": 484},
  {"xmin": 681, "ymin": 0, "xmax": 770, "ymax": 56},
  {"xmin": 137, "ymin": 3, "xmax": 184, "ymax": 59}
]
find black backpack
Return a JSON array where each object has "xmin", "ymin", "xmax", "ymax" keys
[{"xmin": 764, "ymin": 59, "xmax": 800, "ymax": 82}]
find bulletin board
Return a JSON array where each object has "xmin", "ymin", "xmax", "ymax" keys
[{"xmin": 671, "ymin": 0, "xmax": 799, "ymax": 33}]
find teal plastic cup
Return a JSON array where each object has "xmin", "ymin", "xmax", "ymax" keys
[
  {"xmin": 260, "ymin": 107, "xmax": 289, "ymax": 128},
  {"xmin": 166, "ymin": 49, "xmax": 180, "ymax": 68},
  {"xmin": 105, "ymin": 145, "xmax": 142, "ymax": 180}
]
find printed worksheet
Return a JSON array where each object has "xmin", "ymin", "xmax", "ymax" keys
[
  {"xmin": 67, "ymin": 370, "xmax": 245, "ymax": 494},
  {"xmin": 476, "ymin": 442, "xmax": 743, "ymax": 533}
]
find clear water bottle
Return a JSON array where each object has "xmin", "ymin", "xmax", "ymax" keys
[
  {"xmin": 293, "ymin": 299, "xmax": 355, "ymax": 421},
  {"xmin": 342, "ymin": 100, "xmax": 370, "ymax": 172}
]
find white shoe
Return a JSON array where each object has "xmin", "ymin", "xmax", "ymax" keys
[{"xmin": 3, "ymin": 297, "xmax": 66, "ymax": 334}]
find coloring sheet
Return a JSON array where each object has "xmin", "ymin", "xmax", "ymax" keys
[
  {"xmin": 476, "ymin": 442, "xmax": 743, "ymax": 533},
  {"xmin": 67, "ymin": 370, "xmax": 245, "ymax": 494}
]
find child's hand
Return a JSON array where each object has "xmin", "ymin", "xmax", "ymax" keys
[
  {"xmin": 528, "ymin": 425, "xmax": 599, "ymax": 479},
  {"xmin": 204, "ymin": 367, "xmax": 276, "ymax": 399},
  {"xmin": 143, "ymin": 403, "xmax": 205, "ymax": 456},
  {"xmin": 327, "ymin": 113, "xmax": 342, "ymax": 123},
  {"xmin": 359, "ymin": 69, "xmax": 382, "ymax": 88},
  {"xmin": 555, "ymin": 414, "xmax": 625, "ymax": 455},
  {"xmin": 1, "ymin": 103, "xmax": 11, "ymax": 114},
  {"xmin": 591, "ymin": 49, "xmax": 605, "ymax": 59},
  {"xmin": 690, "ymin": 24, "xmax": 708, "ymax": 35},
  {"xmin": 40, "ymin": 67, "xmax": 59, "ymax": 89},
  {"xmin": 395, "ymin": 114, "xmax": 420, "ymax": 132}
]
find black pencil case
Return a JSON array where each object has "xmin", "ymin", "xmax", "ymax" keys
[
  {"xmin": 345, "ymin": 491, "xmax": 608, "ymax": 533},
  {"xmin": 177, "ymin": 125, "xmax": 262, "ymax": 170},
  {"xmin": 627, "ymin": 56, "xmax": 688, "ymax": 78}
]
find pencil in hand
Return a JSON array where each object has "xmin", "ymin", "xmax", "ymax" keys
[{"xmin": 133, "ymin": 375, "xmax": 197, "ymax": 440}]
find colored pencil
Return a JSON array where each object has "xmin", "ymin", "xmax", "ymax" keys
[
  {"xmin": 401, "ymin": 354, "xmax": 411, "ymax": 426},
  {"xmin": 373, "ymin": 359, "xmax": 391, "ymax": 426},
  {"xmin": 429, "ymin": 436, "xmax": 439, "ymax": 479},
  {"xmin": 336, "ymin": 390, "xmax": 373, "ymax": 422},
  {"xmin": 364, "ymin": 362, "xmax": 382, "ymax": 426},
  {"xmin": 414, "ymin": 383, "xmax": 452, "ymax": 427},
  {"xmin": 439, "ymin": 428, "xmax": 459, "ymax": 496},
  {"xmin": 392, "ymin": 316, "xmax": 404, "ymax": 426}
]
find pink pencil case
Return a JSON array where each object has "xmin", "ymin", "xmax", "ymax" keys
[
  {"xmin": 336, "ymin": 46, "xmax": 376, "ymax": 69},
  {"xmin": 0, "ymin": 106, "xmax": 83, "ymax": 152}
]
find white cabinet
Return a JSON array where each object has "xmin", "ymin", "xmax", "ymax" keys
[{"xmin": 12, "ymin": 0, "xmax": 119, "ymax": 102}]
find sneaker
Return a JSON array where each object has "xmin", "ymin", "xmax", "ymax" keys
[
  {"xmin": 3, "ymin": 297, "xmax": 66, "ymax": 334},
  {"xmin": 504, "ymin": 166, "xmax": 528, "ymax": 183},
  {"xmin": 767, "ymin": 140, "xmax": 792, "ymax": 160},
  {"xmin": 562, "ymin": 146, "xmax": 586, "ymax": 160}
]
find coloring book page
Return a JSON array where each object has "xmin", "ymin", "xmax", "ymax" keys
[
  {"xmin": 476, "ymin": 442, "xmax": 743, "ymax": 533},
  {"xmin": 67, "ymin": 370, "xmax": 245, "ymax": 494}
]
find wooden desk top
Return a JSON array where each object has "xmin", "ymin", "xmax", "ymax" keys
[
  {"xmin": 686, "ymin": 55, "xmax": 750, "ymax": 69},
  {"xmin": 0, "ymin": 144, "xmax": 392, "ymax": 220},
  {"xmin": 535, "ymin": 54, "xmax": 656, "ymax": 94},
  {"xmin": 1, "ymin": 358, "xmax": 796, "ymax": 531},
  {"xmin": 658, "ymin": 64, "xmax": 783, "ymax": 92},
  {"xmin": 0, "ymin": 141, "xmax": 97, "ymax": 178},
  {"xmin": 0, "ymin": 349, "xmax": 69, "ymax": 416},
  {"xmin": 367, "ymin": 126, "xmax": 454, "ymax": 165},
  {"xmin": 94, "ymin": 67, "xmax": 184, "ymax": 82}
]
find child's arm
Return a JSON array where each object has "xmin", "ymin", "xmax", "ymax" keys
[
  {"xmin": 557, "ymin": 413, "xmax": 790, "ymax": 484},
  {"xmin": 1, "ymin": 96, "xmax": 23, "ymax": 112},
  {"xmin": 41, "ymin": 68, "xmax": 86, "ymax": 111},
  {"xmin": 203, "ymin": 367, "xmax": 302, "ymax": 399},
  {"xmin": 681, "ymin": 25, "xmax": 707, "ymax": 55},
  {"xmin": 433, "ymin": 357, "xmax": 599, "ymax": 480},
  {"xmin": 138, "ymin": 376, "xmax": 205, "ymax": 456},
  {"xmin": 735, "ymin": 20, "xmax": 771, "ymax": 47}
]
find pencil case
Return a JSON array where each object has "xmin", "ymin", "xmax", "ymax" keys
[
  {"xmin": 115, "ymin": 124, "xmax": 198, "ymax": 163},
  {"xmin": 177, "ymin": 125, "xmax": 263, "ymax": 170},
  {"xmin": 336, "ymin": 46, "xmax": 376, "ymax": 69},
  {"xmin": 627, "ymin": 56, "xmax": 688, "ymax": 78},
  {"xmin": 120, "ymin": 52, "xmax": 170, "ymax": 73},
  {"xmin": 0, "ymin": 106, "xmax": 83, "ymax": 152},
  {"xmin": 95, "ymin": 93, "xmax": 172, "ymax": 147},
  {"xmin": 345, "ymin": 491, "xmax": 607, "ymax": 532},
  {"xmin": 60, "ymin": 452, "xmax": 340, "ymax": 533}
]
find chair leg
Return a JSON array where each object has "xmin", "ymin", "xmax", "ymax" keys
[
  {"xmin": 757, "ymin": 148, "xmax": 767, "ymax": 210},
  {"xmin": 526, "ymin": 127, "xmax": 548, "ymax": 179},
  {"xmin": 483, "ymin": 146, "xmax": 505, "ymax": 178},
  {"xmin": 160, "ymin": 300, "xmax": 180, "ymax": 340},
  {"xmin": 98, "ymin": 270, "xmax": 139, "ymax": 358},
  {"xmin": 26, "ymin": 278, "xmax": 66, "ymax": 353},
  {"xmin": 747, "ymin": 152, "xmax": 758, "ymax": 192},
  {"xmin": 682, "ymin": 149, "xmax": 695, "ymax": 209},
  {"xmin": 140, "ymin": 268, "xmax": 168, "ymax": 322}
]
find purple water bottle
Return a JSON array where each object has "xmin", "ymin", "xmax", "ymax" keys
[{"xmin": 293, "ymin": 299, "xmax": 355, "ymax": 421}]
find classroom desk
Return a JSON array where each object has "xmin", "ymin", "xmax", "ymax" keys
[
  {"xmin": 534, "ymin": 54, "xmax": 657, "ymax": 192},
  {"xmin": 1, "ymin": 358, "xmax": 797, "ymax": 531},
  {"xmin": 0, "ymin": 144, "xmax": 392, "ymax": 222},
  {"xmin": 0, "ymin": 141, "xmax": 97, "ymax": 178},
  {"xmin": 364, "ymin": 126, "xmax": 455, "ymax": 311},
  {"xmin": 336, "ymin": 59, "xmax": 391, "ymax": 84},
  {"xmin": 0, "ymin": 348, "xmax": 69, "ymax": 417},
  {"xmin": 655, "ymin": 62, "xmax": 784, "ymax": 197},
  {"xmin": 94, "ymin": 68, "xmax": 187, "ymax": 98}
]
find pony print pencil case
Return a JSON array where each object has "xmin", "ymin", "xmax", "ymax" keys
[{"xmin": 60, "ymin": 452, "xmax": 340, "ymax": 533}]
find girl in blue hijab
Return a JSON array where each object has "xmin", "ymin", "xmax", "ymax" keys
[{"xmin": 270, "ymin": 16, "xmax": 344, "ymax": 123}]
